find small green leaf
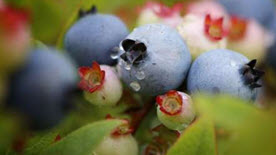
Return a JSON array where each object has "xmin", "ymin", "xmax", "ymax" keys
[
  {"xmin": 24, "ymin": 131, "xmax": 59, "ymax": 155},
  {"xmin": 39, "ymin": 119, "xmax": 122, "ymax": 155},
  {"xmin": 167, "ymin": 117, "xmax": 216, "ymax": 155},
  {"xmin": 194, "ymin": 94, "xmax": 265, "ymax": 130},
  {"xmin": 0, "ymin": 112, "xmax": 20, "ymax": 155}
]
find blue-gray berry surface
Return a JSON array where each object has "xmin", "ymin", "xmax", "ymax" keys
[
  {"xmin": 117, "ymin": 24, "xmax": 191, "ymax": 96},
  {"xmin": 64, "ymin": 13, "xmax": 129, "ymax": 66},
  {"xmin": 8, "ymin": 48, "xmax": 78, "ymax": 130},
  {"xmin": 187, "ymin": 49, "xmax": 263, "ymax": 101}
]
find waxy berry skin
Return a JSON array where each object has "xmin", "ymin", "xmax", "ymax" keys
[
  {"xmin": 8, "ymin": 48, "xmax": 78, "ymax": 130},
  {"xmin": 94, "ymin": 119, "xmax": 138, "ymax": 155},
  {"xmin": 64, "ymin": 10, "xmax": 129, "ymax": 66},
  {"xmin": 137, "ymin": 1, "xmax": 183, "ymax": 28},
  {"xmin": 177, "ymin": 14, "xmax": 227, "ymax": 59},
  {"xmin": 0, "ymin": 5, "xmax": 31, "ymax": 73},
  {"xmin": 93, "ymin": 135, "xmax": 138, "ymax": 155},
  {"xmin": 227, "ymin": 18, "xmax": 269, "ymax": 61},
  {"xmin": 79, "ymin": 63, "xmax": 123, "ymax": 106},
  {"xmin": 156, "ymin": 91, "xmax": 195, "ymax": 131},
  {"xmin": 117, "ymin": 24, "xmax": 191, "ymax": 96},
  {"xmin": 218, "ymin": 0, "xmax": 275, "ymax": 29},
  {"xmin": 187, "ymin": 49, "xmax": 264, "ymax": 101},
  {"xmin": 187, "ymin": 1, "xmax": 229, "ymax": 19}
]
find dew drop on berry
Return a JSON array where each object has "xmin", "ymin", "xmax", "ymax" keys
[
  {"xmin": 110, "ymin": 47, "xmax": 122, "ymax": 59},
  {"xmin": 130, "ymin": 81, "xmax": 141, "ymax": 92},
  {"xmin": 124, "ymin": 62, "xmax": 132, "ymax": 71},
  {"xmin": 135, "ymin": 70, "xmax": 145, "ymax": 80}
]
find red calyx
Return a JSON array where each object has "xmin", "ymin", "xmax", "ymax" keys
[
  {"xmin": 54, "ymin": 134, "xmax": 61, "ymax": 142},
  {"xmin": 142, "ymin": 1, "xmax": 183, "ymax": 18},
  {"xmin": 204, "ymin": 14, "xmax": 225, "ymax": 41},
  {"xmin": 78, "ymin": 61, "xmax": 105, "ymax": 93},
  {"xmin": 0, "ymin": 5, "xmax": 29, "ymax": 34},
  {"xmin": 105, "ymin": 114, "xmax": 134, "ymax": 137},
  {"xmin": 156, "ymin": 90, "xmax": 183, "ymax": 116},
  {"xmin": 228, "ymin": 16, "xmax": 248, "ymax": 41}
]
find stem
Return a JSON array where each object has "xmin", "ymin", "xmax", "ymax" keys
[{"xmin": 126, "ymin": 97, "xmax": 154, "ymax": 134}]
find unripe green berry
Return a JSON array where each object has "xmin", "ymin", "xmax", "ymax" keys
[
  {"xmin": 0, "ymin": 6, "xmax": 31, "ymax": 73},
  {"xmin": 93, "ymin": 118, "xmax": 138, "ymax": 155},
  {"xmin": 93, "ymin": 134, "xmax": 138, "ymax": 155},
  {"xmin": 78, "ymin": 62, "xmax": 123, "ymax": 106},
  {"xmin": 156, "ymin": 90, "xmax": 196, "ymax": 131}
]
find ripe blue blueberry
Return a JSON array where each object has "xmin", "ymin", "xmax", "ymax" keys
[
  {"xmin": 7, "ymin": 48, "xmax": 78, "ymax": 130},
  {"xmin": 218, "ymin": 0, "xmax": 275, "ymax": 29},
  {"xmin": 64, "ymin": 6, "xmax": 129, "ymax": 66},
  {"xmin": 187, "ymin": 49, "xmax": 264, "ymax": 101},
  {"xmin": 117, "ymin": 24, "xmax": 191, "ymax": 96}
]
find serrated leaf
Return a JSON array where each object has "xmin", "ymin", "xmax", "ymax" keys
[
  {"xmin": 167, "ymin": 117, "xmax": 216, "ymax": 155},
  {"xmin": 39, "ymin": 119, "xmax": 122, "ymax": 155}
]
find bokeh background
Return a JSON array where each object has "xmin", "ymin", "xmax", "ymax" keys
[{"xmin": 1, "ymin": 0, "xmax": 276, "ymax": 155}]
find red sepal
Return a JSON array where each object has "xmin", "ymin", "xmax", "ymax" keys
[
  {"xmin": 156, "ymin": 90, "xmax": 183, "ymax": 116},
  {"xmin": 0, "ymin": 6, "xmax": 29, "ymax": 34},
  {"xmin": 54, "ymin": 134, "xmax": 61, "ymax": 142},
  {"xmin": 105, "ymin": 114, "xmax": 134, "ymax": 137},
  {"xmin": 228, "ymin": 16, "xmax": 248, "ymax": 41},
  {"xmin": 78, "ymin": 61, "xmax": 105, "ymax": 93},
  {"xmin": 204, "ymin": 14, "xmax": 225, "ymax": 41},
  {"xmin": 141, "ymin": 1, "xmax": 183, "ymax": 18}
]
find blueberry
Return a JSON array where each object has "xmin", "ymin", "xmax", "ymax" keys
[
  {"xmin": 64, "ymin": 6, "xmax": 129, "ymax": 66},
  {"xmin": 7, "ymin": 48, "xmax": 78, "ymax": 130},
  {"xmin": 187, "ymin": 49, "xmax": 264, "ymax": 101},
  {"xmin": 218, "ymin": 0, "xmax": 275, "ymax": 29},
  {"xmin": 117, "ymin": 24, "xmax": 191, "ymax": 96}
]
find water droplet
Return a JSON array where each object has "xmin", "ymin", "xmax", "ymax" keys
[
  {"xmin": 110, "ymin": 47, "xmax": 121, "ymax": 59},
  {"xmin": 130, "ymin": 81, "xmax": 141, "ymax": 92},
  {"xmin": 124, "ymin": 62, "xmax": 132, "ymax": 71},
  {"xmin": 135, "ymin": 70, "xmax": 145, "ymax": 80}
]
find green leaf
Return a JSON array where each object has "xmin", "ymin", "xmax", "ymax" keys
[
  {"xmin": 167, "ymin": 117, "xmax": 216, "ymax": 155},
  {"xmin": 24, "ymin": 131, "xmax": 59, "ymax": 155},
  {"xmin": 39, "ymin": 119, "xmax": 122, "ymax": 155},
  {"xmin": 194, "ymin": 94, "xmax": 262, "ymax": 130},
  {"xmin": 0, "ymin": 112, "xmax": 20, "ymax": 155},
  {"xmin": 194, "ymin": 94, "xmax": 276, "ymax": 155}
]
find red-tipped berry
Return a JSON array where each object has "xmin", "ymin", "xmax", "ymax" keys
[
  {"xmin": 79, "ymin": 62, "xmax": 123, "ymax": 106},
  {"xmin": 228, "ymin": 16, "xmax": 248, "ymax": 41},
  {"xmin": 204, "ymin": 14, "xmax": 225, "ymax": 41},
  {"xmin": 156, "ymin": 91, "xmax": 195, "ymax": 131},
  {"xmin": 93, "ymin": 119, "xmax": 138, "ymax": 155},
  {"xmin": 227, "ymin": 17, "xmax": 270, "ymax": 61},
  {"xmin": 177, "ymin": 14, "xmax": 227, "ymax": 59},
  {"xmin": 0, "ymin": 5, "xmax": 30, "ymax": 73},
  {"xmin": 137, "ymin": 1, "xmax": 183, "ymax": 27}
]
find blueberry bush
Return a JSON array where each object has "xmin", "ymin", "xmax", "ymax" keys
[{"xmin": 1, "ymin": 0, "xmax": 276, "ymax": 155}]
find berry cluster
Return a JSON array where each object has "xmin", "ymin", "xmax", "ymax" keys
[{"xmin": 1, "ymin": 0, "xmax": 276, "ymax": 154}]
